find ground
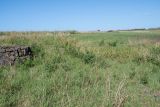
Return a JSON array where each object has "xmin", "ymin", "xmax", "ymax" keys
[{"xmin": 0, "ymin": 30, "xmax": 160, "ymax": 107}]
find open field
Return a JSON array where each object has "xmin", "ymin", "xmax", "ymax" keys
[{"xmin": 0, "ymin": 30, "xmax": 160, "ymax": 107}]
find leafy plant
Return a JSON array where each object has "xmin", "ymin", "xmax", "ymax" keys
[
  {"xmin": 140, "ymin": 73, "xmax": 148, "ymax": 85},
  {"xmin": 83, "ymin": 51, "xmax": 96, "ymax": 64}
]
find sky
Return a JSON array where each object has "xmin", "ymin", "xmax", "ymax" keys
[{"xmin": 0, "ymin": 0, "xmax": 160, "ymax": 31}]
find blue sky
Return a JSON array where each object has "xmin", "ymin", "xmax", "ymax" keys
[{"xmin": 0, "ymin": 0, "xmax": 160, "ymax": 31}]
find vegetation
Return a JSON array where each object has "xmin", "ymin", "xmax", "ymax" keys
[{"xmin": 0, "ymin": 30, "xmax": 160, "ymax": 107}]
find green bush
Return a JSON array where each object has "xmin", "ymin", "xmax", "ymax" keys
[
  {"xmin": 83, "ymin": 51, "xmax": 96, "ymax": 64},
  {"xmin": 140, "ymin": 73, "xmax": 148, "ymax": 85}
]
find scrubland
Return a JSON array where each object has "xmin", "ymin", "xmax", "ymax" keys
[{"xmin": 0, "ymin": 30, "xmax": 160, "ymax": 107}]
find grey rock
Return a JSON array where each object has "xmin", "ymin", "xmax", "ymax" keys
[
  {"xmin": 0, "ymin": 46, "xmax": 32, "ymax": 66},
  {"xmin": 0, "ymin": 49, "xmax": 5, "ymax": 53}
]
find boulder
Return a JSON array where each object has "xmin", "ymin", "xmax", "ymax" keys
[{"xmin": 0, "ymin": 46, "xmax": 32, "ymax": 66}]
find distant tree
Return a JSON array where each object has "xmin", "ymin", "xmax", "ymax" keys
[
  {"xmin": 148, "ymin": 27, "xmax": 160, "ymax": 30},
  {"xmin": 68, "ymin": 30, "xmax": 78, "ymax": 34},
  {"xmin": 108, "ymin": 30, "xmax": 114, "ymax": 32}
]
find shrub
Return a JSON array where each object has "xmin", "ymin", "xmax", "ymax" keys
[
  {"xmin": 140, "ymin": 73, "xmax": 148, "ymax": 85},
  {"xmin": 83, "ymin": 51, "xmax": 96, "ymax": 64}
]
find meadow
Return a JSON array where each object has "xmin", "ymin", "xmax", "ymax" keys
[{"xmin": 0, "ymin": 30, "xmax": 160, "ymax": 107}]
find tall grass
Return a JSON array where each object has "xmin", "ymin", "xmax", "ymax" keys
[{"xmin": 0, "ymin": 31, "xmax": 160, "ymax": 107}]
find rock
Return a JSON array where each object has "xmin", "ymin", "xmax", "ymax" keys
[
  {"xmin": 0, "ymin": 49, "xmax": 5, "ymax": 53},
  {"xmin": 0, "ymin": 46, "xmax": 32, "ymax": 66}
]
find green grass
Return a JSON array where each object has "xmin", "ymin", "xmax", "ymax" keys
[{"xmin": 0, "ymin": 31, "xmax": 160, "ymax": 107}]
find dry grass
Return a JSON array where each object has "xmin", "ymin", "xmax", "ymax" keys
[{"xmin": 1, "ymin": 31, "xmax": 160, "ymax": 107}]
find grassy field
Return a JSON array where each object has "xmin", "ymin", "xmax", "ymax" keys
[{"xmin": 0, "ymin": 30, "xmax": 160, "ymax": 107}]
